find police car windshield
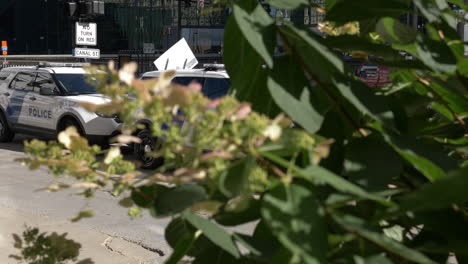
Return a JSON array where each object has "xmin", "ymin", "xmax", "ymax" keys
[{"xmin": 55, "ymin": 73, "xmax": 98, "ymax": 95}]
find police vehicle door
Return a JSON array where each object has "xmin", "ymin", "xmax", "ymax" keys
[
  {"xmin": 0, "ymin": 71, "xmax": 15, "ymax": 119},
  {"xmin": 27, "ymin": 72, "xmax": 57, "ymax": 130},
  {"xmin": 6, "ymin": 71, "xmax": 36, "ymax": 126}
]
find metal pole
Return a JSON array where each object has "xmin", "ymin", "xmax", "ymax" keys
[
  {"xmin": 178, "ymin": 0, "xmax": 182, "ymax": 40},
  {"xmin": 45, "ymin": 0, "xmax": 49, "ymax": 54}
]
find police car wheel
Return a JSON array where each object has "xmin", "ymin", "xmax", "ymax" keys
[
  {"xmin": 0, "ymin": 112, "xmax": 15, "ymax": 142},
  {"xmin": 59, "ymin": 118, "xmax": 84, "ymax": 136},
  {"xmin": 134, "ymin": 129, "xmax": 164, "ymax": 170}
]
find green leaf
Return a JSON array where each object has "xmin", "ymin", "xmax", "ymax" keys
[
  {"xmin": 354, "ymin": 254, "xmax": 395, "ymax": 264},
  {"xmin": 267, "ymin": 55, "xmax": 329, "ymax": 134},
  {"xmin": 344, "ymin": 135, "xmax": 403, "ymax": 191},
  {"xmin": 224, "ymin": 16, "xmax": 278, "ymax": 116},
  {"xmin": 214, "ymin": 197, "xmax": 261, "ymax": 226},
  {"xmin": 192, "ymin": 248, "xmax": 241, "ymax": 264},
  {"xmin": 448, "ymin": 0, "xmax": 468, "ymax": 10},
  {"xmin": 165, "ymin": 217, "xmax": 217, "ymax": 259},
  {"xmin": 259, "ymin": 151, "xmax": 391, "ymax": 204},
  {"xmin": 278, "ymin": 22, "xmax": 345, "ymax": 84},
  {"xmin": 326, "ymin": 0, "xmax": 409, "ymax": 24},
  {"xmin": 324, "ymin": 35, "xmax": 406, "ymax": 61},
  {"xmin": 165, "ymin": 231, "xmax": 198, "ymax": 264},
  {"xmin": 165, "ymin": 217, "xmax": 215, "ymax": 260},
  {"xmin": 266, "ymin": 0, "xmax": 318, "ymax": 9},
  {"xmin": 245, "ymin": 220, "xmax": 282, "ymax": 261},
  {"xmin": 232, "ymin": 0, "xmax": 275, "ymax": 68},
  {"xmin": 376, "ymin": 18, "xmax": 458, "ymax": 73},
  {"xmin": 301, "ymin": 165, "xmax": 391, "ymax": 204},
  {"xmin": 419, "ymin": 240, "xmax": 468, "ymax": 259},
  {"xmin": 412, "ymin": 0, "xmax": 451, "ymax": 25},
  {"xmin": 333, "ymin": 214, "xmax": 437, "ymax": 264},
  {"xmin": 219, "ymin": 155, "xmax": 255, "ymax": 198},
  {"xmin": 409, "ymin": 212, "xmax": 468, "ymax": 260},
  {"xmin": 457, "ymin": 58, "xmax": 468, "ymax": 75},
  {"xmin": 270, "ymin": 246, "xmax": 295, "ymax": 264},
  {"xmin": 152, "ymin": 185, "xmax": 207, "ymax": 217},
  {"xmin": 376, "ymin": 17, "xmax": 419, "ymax": 44},
  {"xmin": 232, "ymin": 233, "xmax": 262, "ymax": 256},
  {"xmin": 183, "ymin": 211, "xmax": 241, "ymax": 258},
  {"xmin": 165, "ymin": 217, "xmax": 191, "ymax": 249},
  {"xmin": 258, "ymin": 131, "xmax": 310, "ymax": 157},
  {"xmin": 400, "ymin": 167, "xmax": 468, "ymax": 212},
  {"xmin": 333, "ymin": 76, "xmax": 395, "ymax": 129},
  {"xmin": 428, "ymin": 77, "xmax": 468, "ymax": 115},
  {"xmin": 413, "ymin": 36, "xmax": 458, "ymax": 73},
  {"xmin": 431, "ymin": 102, "xmax": 455, "ymax": 121},
  {"xmin": 317, "ymin": 111, "xmax": 346, "ymax": 174},
  {"xmin": 261, "ymin": 183, "xmax": 327, "ymax": 264},
  {"xmin": 377, "ymin": 126, "xmax": 458, "ymax": 181},
  {"xmin": 131, "ymin": 185, "xmax": 166, "ymax": 208}
]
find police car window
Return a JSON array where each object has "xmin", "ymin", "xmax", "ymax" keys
[
  {"xmin": 173, "ymin": 77, "xmax": 205, "ymax": 86},
  {"xmin": 0, "ymin": 71, "xmax": 12, "ymax": 82},
  {"xmin": 34, "ymin": 73, "xmax": 57, "ymax": 94},
  {"xmin": 12, "ymin": 72, "xmax": 36, "ymax": 91},
  {"xmin": 54, "ymin": 74, "xmax": 97, "ymax": 95},
  {"xmin": 202, "ymin": 78, "xmax": 230, "ymax": 99},
  {"xmin": 141, "ymin": 76, "xmax": 157, "ymax": 80}
]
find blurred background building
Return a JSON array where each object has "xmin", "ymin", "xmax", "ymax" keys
[
  {"xmin": 0, "ymin": 0, "xmax": 228, "ymax": 55},
  {"xmin": 0, "ymin": 0, "xmax": 328, "ymax": 55},
  {"xmin": 1, "ymin": 0, "xmax": 462, "ymax": 72}
]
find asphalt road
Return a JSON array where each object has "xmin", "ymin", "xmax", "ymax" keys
[{"xmin": 0, "ymin": 134, "xmax": 172, "ymax": 263}]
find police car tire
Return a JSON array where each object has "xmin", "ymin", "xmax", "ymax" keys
[
  {"xmin": 134, "ymin": 129, "xmax": 164, "ymax": 170},
  {"xmin": 59, "ymin": 118, "xmax": 84, "ymax": 136},
  {"xmin": 0, "ymin": 112, "xmax": 14, "ymax": 142}
]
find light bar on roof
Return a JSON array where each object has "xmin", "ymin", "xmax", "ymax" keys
[{"xmin": 202, "ymin": 63, "xmax": 225, "ymax": 70}]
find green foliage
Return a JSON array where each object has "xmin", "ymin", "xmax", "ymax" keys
[
  {"xmin": 16, "ymin": 0, "xmax": 468, "ymax": 263},
  {"xmin": 261, "ymin": 184, "xmax": 327, "ymax": 264},
  {"xmin": 10, "ymin": 226, "xmax": 92, "ymax": 264}
]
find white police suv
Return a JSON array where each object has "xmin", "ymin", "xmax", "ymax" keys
[
  {"xmin": 140, "ymin": 65, "xmax": 230, "ymax": 99},
  {"xmin": 0, "ymin": 62, "xmax": 121, "ymax": 145},
  {"xmin": 135, "ymin": 64, "xmax": 230, "ymax": 169}
]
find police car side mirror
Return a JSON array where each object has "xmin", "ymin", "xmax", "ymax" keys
[{"xmin": 40, "ymin": 87, "xmax": 57, "ymax": 96}]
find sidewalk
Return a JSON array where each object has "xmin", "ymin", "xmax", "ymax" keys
[{"xmin": 0, "ymin": 206, "xmax": 160, "ymax": 264}]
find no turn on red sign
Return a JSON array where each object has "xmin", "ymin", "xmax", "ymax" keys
[{"xmin": 76, "ymin": 22, "xmax": 97, "ymax": 46}]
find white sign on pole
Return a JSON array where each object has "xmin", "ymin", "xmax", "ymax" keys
[
  {"xmin": 76, "ymin": 22, "xmax": 97, "ymax": 46},
  {"xmin": 73, "ymin": 48, "xmax": 100, "ymax": 59},
  {"xmin": 154, "ymin": 38, "xmax": 198, "ymax": 70}
]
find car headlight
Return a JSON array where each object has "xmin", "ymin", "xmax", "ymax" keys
[
  {"xmin": 95, "ymin": 112, "xmax": 113, "ymax": 118},
  {"xmin": 95, "ymin": 112, "xmax": 122, "ymax": 123}
]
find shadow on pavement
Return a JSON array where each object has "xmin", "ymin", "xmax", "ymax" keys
[{"xmin": 0, "ymin": 134, "xmax": 51, "ymax": 153}]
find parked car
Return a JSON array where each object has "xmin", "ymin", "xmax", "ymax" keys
[
  {"xmin": 140, "ymin": 64, "xmax": 230, "ymax": 99},
  {"xmin": 0, "ymin": 62, "xmax": 121, "ymax": 145},
  {"xmin": 133, "ymin": 64, "xmax": 230, "ymax": 169}
]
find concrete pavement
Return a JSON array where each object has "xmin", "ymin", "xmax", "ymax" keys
[{"xmin": 0, "ymin": 135, "xmax": 171, "ymax": 264}]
